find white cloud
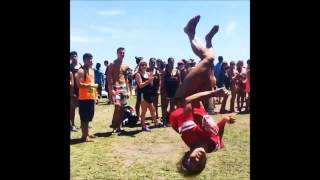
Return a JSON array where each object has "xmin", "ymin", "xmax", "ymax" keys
[
  {"xmin": 90, "ymin": 25, "xmax": 118, "ymax": 33},
  {"xmin": 226, "ymin": 21, "xmax": 237, "ymax": 34},
  {"xmin": 97, "ymin": 10, "xmax": 125, "ymax": 16},
  {"xmin": 70, "ymin": 34, "xmax": 104, "ymax": 44},
  {"xmin": 71, "ymin": 35, "xmax": 88, "ymax": 43}
]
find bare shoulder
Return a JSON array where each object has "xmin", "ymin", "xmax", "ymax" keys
[
  {"xmin": 135, "ymin": 72, "xmax": 141, "ymax": 80},
  {"xmin": 122, "ymin": 64, "xmax": 129, "ymax": 70},
  {"xmin": 77, "ymin": 68, "xmax": 84, "ymax": 74},
  {"xmin": 173, "ymin": 69, "xmax": 180, "ymax": 76},
  {"xmin": 108, "ymin": 63, "xmax": 114, "ymax": 71}
]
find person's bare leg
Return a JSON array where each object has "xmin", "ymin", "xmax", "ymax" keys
[
  {"xmin": 129, "ymin": 83, "xmax": 132, "ymax": 96},
  {"xmin": 140, "ymin": 101, "xmax": 148, "ymax": 128},
  {"xmin": 169, "ymin": 98, "xmax": 177, "ymax": 113},
  {"xmin": 236, "ymin": 92, "xmax": 241, "ymax": 112},
  {"xmin": 246, "ymin": 94, "xmax": 250, "ymax": 112},
  {"xmin": 205, "ymin": 25, "xmax": 219, "ymax": 49},
  {"xmin": 71, "ymin": 107, "xmax": 75, "ymax": 127},
  {"xmin": 220, "ymin": 94, "xmax": 228, "ymax": 113},
  {"xmin": 111, "ymin": 105, "xmax": 120, "ymax": 132},
  {"xmin": 230, "ymin": 89, "xmax": 236, "ymax": 112},
  {"xmin": 240, "ymin": 92, "xmax": 245, "ymax": 111},
  {"xmin": 153, "ymin": 94, "xmax": 159, "ymax": 119},
  {"xmin": 184, "ymin": 15, "xmax": 210, "ymax": 60},
  {"xmin": 81, "ymin": 121, "xmax": 93, "ymax": 142},
  {"xmin": 108, "ymin": 94, "xmax": 113, "ymax": 104},
  {"xmin": 148, "ymin": 103, "xmax": 158, "ymax": 125},
  {"xmin": 161, "ymin": 95, "xmax": 169, "ymax": 122},
  {"xmin": 175, "ymin": 16, "xmax": 218, "ymax": 99},
  {"xmin": 135, "ymin": 98, "xmax": 141, "ymax": 119},
  {"xmin": 117, "ymin": 106, "xmax": 124, "ymax": 131}
]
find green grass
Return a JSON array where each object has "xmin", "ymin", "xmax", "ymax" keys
[{"xmin": 71, "ymin": 96, "xmax": 250, "ymax": 180}]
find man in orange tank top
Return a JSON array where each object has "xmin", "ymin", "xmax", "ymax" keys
[
  {"xmin": 76, "ymin": 53, "xmax": 98, "ymax": 142},
  {"xmin": 107, "ymin": 47, "xmax": 130, "ymax": 134}
]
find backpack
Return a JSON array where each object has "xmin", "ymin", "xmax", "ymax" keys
[{"xmin": 122, "ymin": 105, "xmax": 138, "ymax": 127}]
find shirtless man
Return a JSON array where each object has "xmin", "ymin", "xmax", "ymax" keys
[
  {"xmin": 70, "ymin": 51, "xmax": 82, "ymax": 132},
  {"xmin": 147, "ymin": 58, "xmax": 160, "ymax": 119},
  {"xmin": 107, "ymin": 47, "xmax": 130, "ymax": 134}
]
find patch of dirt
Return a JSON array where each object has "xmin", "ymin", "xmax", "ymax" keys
[{"xmin": 114, "ymin": 142, "xmax": 184, "ymax": 167}]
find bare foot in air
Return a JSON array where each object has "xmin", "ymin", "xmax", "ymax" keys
[
  {"xmin": 205, "ymin": 25, "xmax": 219, "ymax": 48},
  {"xmin": 184, "ymin": 15, "xmax": 201, "ymax": 39}
]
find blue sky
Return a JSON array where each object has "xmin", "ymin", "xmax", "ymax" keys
[{"xmin": 71, "ymin": 0, "xmax": 250, "ymax": 71}]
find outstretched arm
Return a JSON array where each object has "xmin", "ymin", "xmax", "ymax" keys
[{"xmin": 184, "ymin": 88, "xmax": 228, "ymax": 104}]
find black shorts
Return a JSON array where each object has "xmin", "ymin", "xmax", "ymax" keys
[
  {"xmin": 165, "ymin": 86, "xmax": 178, "ymax": 98},
  {"xmin": 78, "ymin": 100, "xmax": 95, "ymax": 122}
]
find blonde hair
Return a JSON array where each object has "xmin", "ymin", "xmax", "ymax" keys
[{"xmin": 138, "ymin": 60, "xmax": 148, "ymax": 72}]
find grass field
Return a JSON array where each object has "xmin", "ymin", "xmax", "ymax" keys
[{"xmin": 70, "ymin": 96, "xmax": 250, "ymax": 180}]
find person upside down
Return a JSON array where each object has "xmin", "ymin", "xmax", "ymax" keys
[{"xmin": 170, "ymin": 15, "xmax": 236, "ymax": 175}]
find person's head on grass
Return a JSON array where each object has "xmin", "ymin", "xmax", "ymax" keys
[{"xmin": 180, "ymin": 147, "xmax": 207, "ymax": 175}]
